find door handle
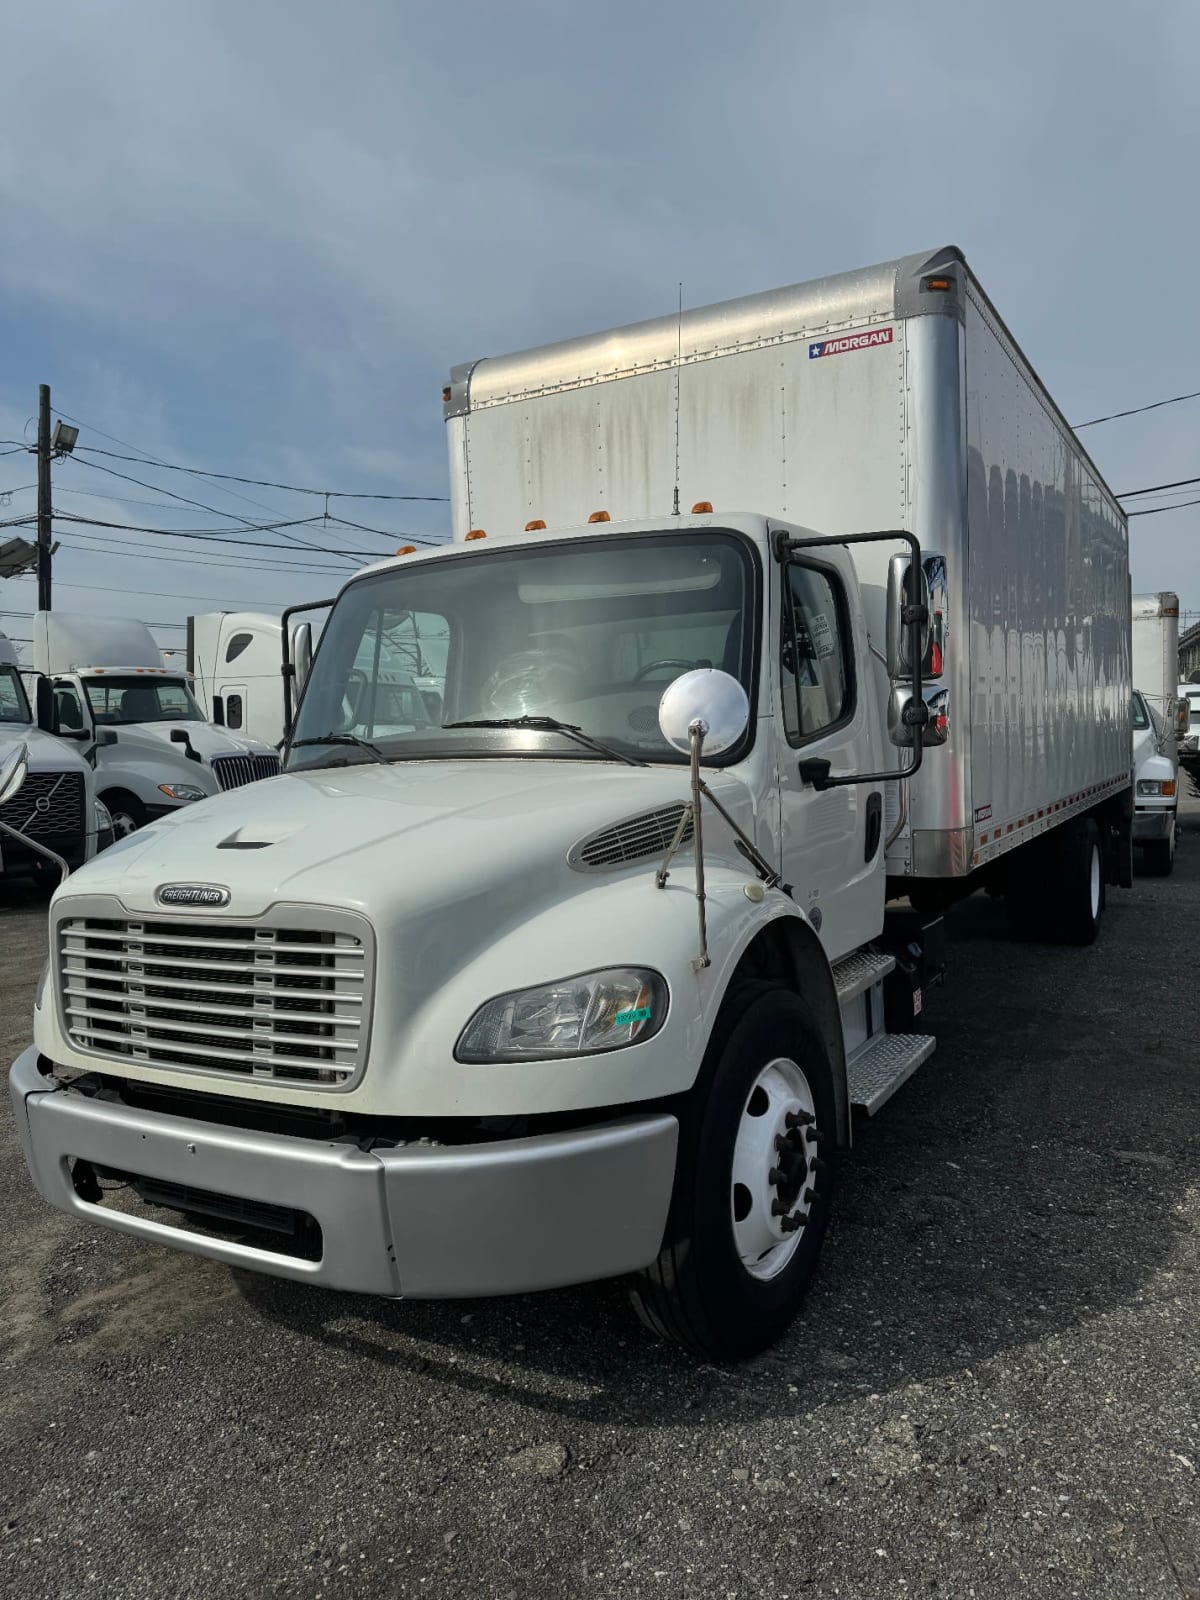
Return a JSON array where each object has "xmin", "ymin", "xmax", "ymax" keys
[{"xmin": 864, "ymin": 791, "xmax": 883, "ymax": 862}]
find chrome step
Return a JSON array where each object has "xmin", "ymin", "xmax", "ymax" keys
[
  {"xmin": 848, "ymin": 1032, "xmax": 936, "ymax": 1116},
  {"xmin": 832, "ymin": 948, "xmax": 895, "ymax": 1005}
]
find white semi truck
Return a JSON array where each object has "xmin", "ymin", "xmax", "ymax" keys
[
  {"xmin": 10, "ymin": 248, "xmax": 1132, "ymax": 1359},
  {"xmin": 0, "ymin": 631, "xmax": 109, "ymax": 881},
  {"xmin": 29, "ymin": 612, "xmax": 284, "ymax": 836}
]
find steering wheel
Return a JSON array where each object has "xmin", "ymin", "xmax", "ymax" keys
[
  {"xmin": 631, "ymin": 658, "xmax": 701, "ymax": 684},
  {"xmin": 482, "ymin": 650, "xmax": 584, "ymax": 716}
]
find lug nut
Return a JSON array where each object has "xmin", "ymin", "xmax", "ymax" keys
[
  {"xmin": 768, "ymin": 1166, "xmax": 784, "ymax": 1186},
  {"xmin": 804, "ymin": 1187, "xmax": 817, "ymax": 1205},
  {"xmin": 804, "ymin": 1126, "xmax": 821, "ymax": 1145},
  {"xmin": 780, "ymin": 1211, "xmax": 808, "ymax": 1233},
  {"xmin": 785, "ymin": 1110, "xmax": 815, "ymax": 1129},
  {"xmin": 771, "ymin": 1197, "xmax": 792, "ymax": 1217},
  {"xmin": 809, "ymin": 1156, "xmax": 827, "ymax": 1174}
]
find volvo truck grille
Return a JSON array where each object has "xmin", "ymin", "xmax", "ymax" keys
[
  {"xmin": 58, "ymin": 912, "xmax": 371, "ymax": 1088},
  {"xmin": 0, "ymin": 770, "xmax": 85, "ymax": 839},
  {"xmin": 211, "ymin": 754, "xmax": 282, "ymax": 791}
]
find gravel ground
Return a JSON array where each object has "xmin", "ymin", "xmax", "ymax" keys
[{"xmin": 2, "ymin": 790, "xmax": 1199, "ymax": 1599}]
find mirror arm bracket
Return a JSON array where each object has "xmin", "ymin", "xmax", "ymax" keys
[
  {"xmin": 280, "ymin": 597, "xmax": 336, "ymax": 742},
  {"xmin": 777, "ymin": 526, "xmax": 927, "ymax": 789}
]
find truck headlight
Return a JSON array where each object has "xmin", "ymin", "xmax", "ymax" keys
[
  {"xmin": 456, "ymin": 968, "xmax": 667, "ymax": 1062},
  {"xmin": 158, "ymin": 783, "xmax": 208, "ymax": 802},
  {"xmin": 1136, "ymin": 779, "xmax": 1176, "ymax": 797}
]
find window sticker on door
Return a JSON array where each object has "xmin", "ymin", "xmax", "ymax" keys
[{"xmin": 809, "ymin": 611, "xmax": 835, "ymax": 660}]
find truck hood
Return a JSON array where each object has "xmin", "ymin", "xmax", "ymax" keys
[
  {"xmin": 61, "ymin": 757, "xmax": 755, "ymax": 922},
  {"xmin": 0, "ymin": 723, "xmax": 90, "ymax": 775},
  {"xmin": 116, "ymin": 721, "xmax": 276, "ymax": 763}
]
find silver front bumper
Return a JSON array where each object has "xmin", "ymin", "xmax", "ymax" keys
[
  {"xmin": 9, "ymin": 1048, "xmax": 678, "ymax": 1298},
  {"xmin": 1133, "ymin": 807, "xmax": 1174, "ymax": 842}
]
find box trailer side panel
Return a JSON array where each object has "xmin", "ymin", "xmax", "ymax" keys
[{"xmin": 960, "ymin": 284, "xmax": 1130, "ymax": 879}]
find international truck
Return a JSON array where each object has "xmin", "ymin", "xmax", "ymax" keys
[
  {"xmin": 10, "ymin": 248, "xmax": 1132, "ymax": 1360},
  {"xmin": 187, "ymin": 611, "xmax": 315, "ymax": 750},
  {"xmin": 188, "ymin": 609, "xmax": 443, "ymax": 749},
  {"xmin": 0, "ymin": 631, "xmax": 109, "ymax": 881},
  {"xmin": 28, "ymin": 611, "xmax": 284, "ymax": 836},
  {"xmin": 1130, "ymin": 593, "xmax": 1181, "ymax": 874}
]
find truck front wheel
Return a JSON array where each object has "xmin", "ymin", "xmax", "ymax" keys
[
  {"xmin": 1141, "ymin": 814, "xmax": 1176, "ymax": 877},
  {"xmin": 630, "ymin": 984, "xmax": 839, "ymax": 1361}
]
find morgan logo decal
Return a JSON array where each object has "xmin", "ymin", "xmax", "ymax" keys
[
  {"xmin": 809, "ymin": 327, "xmax": 895, "ymax": 359},
  {"xmin": 973, "ymin": 805, "xmax": 992, "ymax": 824},
  {"xmin": 157, "ymin": 884, "xmax": 231, "ymax": 908}
]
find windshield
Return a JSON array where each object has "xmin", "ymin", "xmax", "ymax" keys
[
  {"xmin": 84, "ymin": 676, "xmax": 204, "ymax": 725},
  {"xmin": 0, "ymin": 662, "xmax": 31, "ymax": 725},
  {"xmin": 288, "ymin": 531, "xmax": 757, "ymax": 769}
]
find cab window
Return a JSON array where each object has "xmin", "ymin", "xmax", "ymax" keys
[{"xmin": 780, "ymin": 564, "xmax": 853, "ymax": 744}]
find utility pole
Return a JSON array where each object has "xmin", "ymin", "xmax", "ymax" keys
[{"xmin": 36, "ymin": 383, "xmax": 52, "ymax": 611}]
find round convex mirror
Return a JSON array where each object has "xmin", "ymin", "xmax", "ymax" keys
[{"xmin": 657, "ymin": 669, "xmax": 749, "ymax": 757}]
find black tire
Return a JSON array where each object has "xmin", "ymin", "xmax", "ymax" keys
[
  {"xmin": 1142, "ymin": 814, "xmax": 1176, "ymax": 878},
  {"xmin": 1055, "ymin": 815, "xmax": 1104, "ymax": 945},
  {"xmin": 630, "ymin": 983, "xmax": 839, "ymax": 1361},
  {"xmin": 101, "ymin": 790, "xmax": 146, "ymax": 839}
]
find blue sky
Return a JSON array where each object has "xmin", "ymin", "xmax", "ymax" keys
[{"xmin": 1, "ymin": 0, "xmax": 1198, "ymax": 660}]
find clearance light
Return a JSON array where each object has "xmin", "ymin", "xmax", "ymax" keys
[
  {"xmin": 692, "ymin": 501, "xmax": 713, "ymax": 514},
  {"xmin": 588, "ymin": 510, "xmax": 611, "ymax": 523},
  {"xmin": 466, "ymin": 529, "xmax": 487, "ymax": 541},
  {"xmin": 923, "ymin": 275, "xmax": 952, "ymax": 292},
  {"xmin": 442, "ymin": 386, "xmax": 452, "ymax": 403},
  {"xmin": 525, "ymin": 519, "xmax": 547, "ymax": 531},
  {"xmin": 395, "ymin": 544, "xmax": 417, "ymax": 556}
]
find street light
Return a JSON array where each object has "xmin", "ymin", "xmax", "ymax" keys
[{"xmin": 50, "ymin": 421, "xmax": 79, "ymax": 456}]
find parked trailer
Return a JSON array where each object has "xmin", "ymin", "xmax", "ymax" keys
[{"xmin": 10, "ymin": 248, "xmax": 1131, "ymax": 1360}]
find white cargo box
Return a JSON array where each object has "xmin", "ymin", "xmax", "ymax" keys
[{"xmin": 446, "ymin": 246, "xmax": 1131, "ymax": 881}]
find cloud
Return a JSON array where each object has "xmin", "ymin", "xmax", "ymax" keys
[{"xmin": 0, "ymin": 0, "xmax": 1197, "ymax": 626}]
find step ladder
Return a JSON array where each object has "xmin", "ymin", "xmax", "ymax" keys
[{"xmin": 831, "ymin": 948, "xmax": 935, "ymax": 1116}]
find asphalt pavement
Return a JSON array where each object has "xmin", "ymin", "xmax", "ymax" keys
[{"xmin": 2, "ymin": 789, "xmax": 1199, "ymax": 1599}]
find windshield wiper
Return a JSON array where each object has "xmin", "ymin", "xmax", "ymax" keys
[
  {"xmin": 443, "ymin": 715, "xmax": 648, "ymax": 768},
  {"xmin": 289, "ymin": 732, "xmax": 390, "ymax": 766}
]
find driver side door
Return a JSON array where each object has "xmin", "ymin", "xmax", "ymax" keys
[{"xmin": 776, "ymin": 556, "xmax": 885, "ymax": 962}]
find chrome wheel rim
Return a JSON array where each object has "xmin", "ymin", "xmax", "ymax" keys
[
  {"xmin": 731, "ymin": 1056, "xmax": 818, "ymax": 1282},
  {"xmin": 1089, "ymin": 843, "xmax": 1101, "ymax": 919}
]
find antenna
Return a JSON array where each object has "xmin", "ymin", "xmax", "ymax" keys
[{"xmin": 672, "ymin": 282, "xmax": 682, "ymax": 516}]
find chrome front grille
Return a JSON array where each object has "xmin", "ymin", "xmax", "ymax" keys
[
  {"xmin": 58, "ymin": 912, "xmax": 371, "ymax": 1088},
  {"xmin": 0, "ymin": 770, "xmax": 85, "ymax": 839},
  {"xmin": 211, "ymin": 754, "xmax": 282, "ymax": 792},
  {"xmin": 570, "ymin": 804, "xmax": 694, "ymax": 870}
]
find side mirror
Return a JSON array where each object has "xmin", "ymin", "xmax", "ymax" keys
[
  {"xmin": 169, "ymin": 728, "xmax": 188, "ymax": 744},
  {"xmin": 97, "ymin": 728, "xmax": 118, "ymax": 748},
  {"xmin": 886, "ymin": 551, "xmax": 947, "ymax": 680},
  {"xmin": 658, "ymin": 669, "xmax": 749, "ymax": 757},
  {"xmin": 889, "ymin": 686, "xmax": 950, "ymax": 750},
  {"xmin": 294, "ymin": 622, "xmax": 314, "ymax": 690},
  {"xmin": 0, "ymin": 742, "xmax": 30, "ymax": 805}
]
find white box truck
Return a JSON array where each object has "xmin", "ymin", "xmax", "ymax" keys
[
  {"xmin": 9, "ymin": 248, "xmax": 1132, "ymax": 1359},
  {"xmin": 1131, "ymin": 593, "xmax": 1180, "ymax": 874},
  {"xmin": 29, "ymin": 611, "xmax": 284, "ymax": 837}
]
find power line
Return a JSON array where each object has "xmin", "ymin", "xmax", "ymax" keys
[
  {"xmin": 1, "ymin": 574, "xmax": 291, "ymax": 604},
  {"xmin": 56, "ymin": 530, "xmax": 352, "ymax": 577},
  {"xmin": 1127, "ymin": 496, "xmax": 1200, "ymax": 518},
  {"xmin": 1075, "ymin": 388, "xmax": 1200, "ymax": 430},
  {"xmin": 1, "ymin": 510, "xmax": 426, "ymax": 560},
  {"xmin": 71, "ymin": 443, "xmax": 449, "ymax": 501},
  {"xmin": 63, "ymin": 452, "xmax": 362, "ymax": 565},
  {"xmin": 1118, "ymin": 475, "xmax": 1200, "ymax": 501}
]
